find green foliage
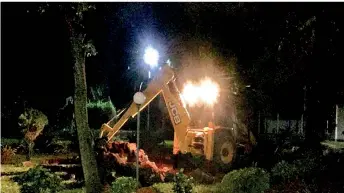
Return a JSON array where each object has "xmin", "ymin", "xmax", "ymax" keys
[
  {"xmin": 189, "ymin": 155, "xmax": 205, "ymax": 168},
  {"xmin": 271, "ymin": 158, "xmax": 319, "ymax": 184},
  {"xmin": 152, "ymin": 183, "xmax": 174, "ymax": 193},
  {"xmin": 269, "ymin": 180, "xmax": 313, "ymax": 193},
  {"xmin": 59, "ymin": 189, "xmax": 85, "ymax": 193},
  {"xmin": 1, "ymin": 175, "xmax": 21, "ymax": 193},
  {"xmin": 152, "ymin": 183, "xmax": 221, "ymax": 193},
  {"xmin": 87, "ymin": 100, "xmax": 115, "ymax": 130},
  {"xmin": 1, "ymin": 138, "xmax": 22, "ymax": 147},
  {"xmin": 18, "ymin": 108, "xmax": 48, "ymax": 143},
  {"xmin": 84, "ymin": 39, "xmax": 97, "ymax": 57},
  {"xmin": 192, "ymin": 184, "xmax": 220, "ymax": 193},
  {"xmin": 293, "ymin": 158, "xmax": 319, "ymax": 177},
  {"xmin": 12, "ymin": 166, "xmax": 63, "ymax": 193},
  {"xmin": 89, "ymin": 84, "xmax": 108, "ymax": 102},
  {"xmin": 111, "ymin": 177, "xmax": 139, "ymax": 193},
  {"xmin": 87, "ymin": 100, "xmax": 115, "ymax": 111},
  {"xmin": 140, "ymin": 168, "xmax": 163, "ymax": 186},
  {"xmin": 173, "ymin": 169, "xmax": 194, "ymax": 193},
  {"xmin": 220, "ymin": 167, "xmax": 270, "ymax": 193},
  {"xmin": 271, "ymin": 160, "xmax": 299, "ymax": 183},
  {"xmin": 87, "ymin": 84, "xmax": 115, "ymax": 131},
  {"xmin": 1, "ymin": 145, "xmax": 17, "ymax": 164},
  {"xmin": 51, "ymin": 138, "xmax": 72, "ymax": 154}
]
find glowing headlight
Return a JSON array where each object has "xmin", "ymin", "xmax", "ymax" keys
[
  {"xmin": 199, "ymin": 78, "xmax": 219, "ymax": 105},
  {"xmin": 181, "ymin": 78, "xmax": 219, "ymax": 107}
]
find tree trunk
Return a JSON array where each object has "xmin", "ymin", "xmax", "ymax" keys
[
  {"xmin": 26, "ymin": 142, "xmax": 34, "ymax": 161},
  {"xmin": 72, "ymin": 37, "xmax": 102, "ymax": 193}
]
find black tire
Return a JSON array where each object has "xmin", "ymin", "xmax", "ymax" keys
[{"xmin": 213, "ymin": 130, "xmax": 236, "ymax": 172}]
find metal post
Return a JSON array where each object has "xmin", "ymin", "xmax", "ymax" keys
[
  {"xmin": 300, "ymin": 114, "xmax": 304, "ymax": 134},
  {"xmin": 335, "ymin": 104, "xmax": 338, "ymax": 142},
  {"xmin": 147, "ymin": 104, "xmax": 150, "ymax": 130},
  {"xmin": 277, "ymin": 113, "xmax": 280, "ymax": 133},
  {"xmin": 300, "ymin": 85, "xmax": 307, "ymax": 135},
  {"xmin": 326, "ymin": 120, "xmax": 329, "ymax": 134},
  {"xmin": 136, "ymin": 104, "xmax": 140, "ymax": 184},
  {"xmin": 133, "ymin": 91, "xmax": 145, "ymax": 187},
  {"xmin": 147, "ymin": 70, "xmax": 150, "ymax": 131},
  {"xmin": 258, "ymin": 111, "xmax": 261, "ymax": 134}
]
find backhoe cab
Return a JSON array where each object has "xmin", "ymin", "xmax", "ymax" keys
[{"xmin": 99, "ymin": 64, "xmax": 254, "ymax": 170}]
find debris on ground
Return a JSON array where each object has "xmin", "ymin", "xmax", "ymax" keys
[
  {"xmin": 22, "ymin": 161, "xmax": 34, "ymax": 167},
  {"xmin": 99, "ymin": 141, "xmax": 174, "ymax": 182}
]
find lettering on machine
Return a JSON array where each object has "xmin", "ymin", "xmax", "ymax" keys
[{"xmin": 168, "ymin": 102, "xmax": 181, "ymax": 125}]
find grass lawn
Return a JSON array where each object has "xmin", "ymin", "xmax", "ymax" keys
[
  {"xmin": 1, "ymin": 153, "xmax": 83, "ymax": 193},
  {"xmin": 1, "ymin": 176, "xmax": 20, "ymax": 193},
  {"xmin": 321, "ymin": 140, "xmax": 344, "ymax": 149},
  {"xmin": 0, "ymin": 176, "xmax": 84, "ymax": 193},
  {"xmin": 1, "ymin": 165, "xmax": 31, "ymax": 174},
  {"xmin": 152, "ymin": 182, "xmax": 220, "ymax": 193}
]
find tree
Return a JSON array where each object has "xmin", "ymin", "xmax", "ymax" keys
[
  {"xmin": 36, "ymin": 3, "xmax": 102, "ymax": 192},
  {"xmin": 63, "ymin": 3, "xmax": 102, "ymax": 192},
  {"xmin": 18, "ymin": 108, "xmax": 48, "ymax": 160}
]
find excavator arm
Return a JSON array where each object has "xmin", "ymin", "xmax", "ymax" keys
[{"xmin": 99, "ymin": 65, "xmax": 191, "ymax": 153}]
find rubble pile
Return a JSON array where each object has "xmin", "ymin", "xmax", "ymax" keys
[{"xmin": 98, "ymin": 141, "xmax": 172, "ymax": 182}]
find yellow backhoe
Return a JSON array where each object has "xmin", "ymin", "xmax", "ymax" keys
[{"xmin": 99, "ymin": 64, "xmax": 256, "ymax": 169}]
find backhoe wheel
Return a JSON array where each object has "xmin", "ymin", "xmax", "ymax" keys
[{"xmin": 213, "ymin": 131, "xmax": 236, "ymax": 172}]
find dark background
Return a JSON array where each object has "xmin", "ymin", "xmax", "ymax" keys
[{"xmin": 2, "ymin": 3, "xmax": 344, "ymax": 138}]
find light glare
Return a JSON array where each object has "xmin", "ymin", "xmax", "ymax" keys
[
  {"xmin": 181, "ymin": 82, "xmax": 199, "ymax": 106},
  {"xmin": 200, "ymin": 78, "xmax": 219, "ymax": 105},
  {"xmin": 143, "ymin": 46, "xmax": 159, "ymax": 68},
  {"xmin": 181, "ymin": 78, "xmax": 219, "ymax": 107}
]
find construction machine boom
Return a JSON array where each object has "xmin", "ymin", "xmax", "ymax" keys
[{"xmin": 99, "ymin": 65, "xmax": 191, "ymax": 154}]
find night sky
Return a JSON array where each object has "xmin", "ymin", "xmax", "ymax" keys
[
  {"xmin": 2, "ymin": 3, "xmax": 344, "ymax": 137},
  {"xmin": 2, "ymin": 3, "xmax": 187, "ymax": 111}
]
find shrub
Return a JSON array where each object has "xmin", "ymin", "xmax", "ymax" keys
[
  {"xmin": 1, "ymin": 145, "xmax": 17, "ymax": 164},
  {"xmin": 87, "ymin": 100, "xmax": 116, "ymax": 130},
  {"xmin": 1, "ymin": 138, "xmax": 22, "ymax": 148},
  {"xmin": 140, "ymin": 167, "xmax": 163, "ymax": 186},
  {"xmin": 268, "ymin": 180, "xmax": 312, "ymax": 193},
  {"xmin": 293, "ymin": 158, "xmax": 319, "ymax": 178},
  {"xmin": 51, "ymin": 139, "xmax": 72, "ymax": 154},
  {"xmin": 164, "ymin": 173, "xmax": 176, "ymax": 183},
  {"xmin": 271, "ymin": 158, "xmax": 319, "ymax": 184},
  {"xmin": 18, "ymin": 108, "xmax": 49, "ymax": 160},
  {"xmin": 173, "ymin": 169, "xmax": 194, "ymax": 193},
  {"xmin": 220, "ymin": 167, "xmax": 270, "ymax": 193},
  {"xmin": 192, "ymin": 184, "xmax": 220, "ymax": 193},
  {"xmin": 111, "ymin": 177, "xmax": 139, "ymax": 193},
  {"xmin": 34, "ymin": 134, "xmax": 76, "ymax": 154},
  {"xmin": 152, "ymin": 183, "xmax": 220, "ymax": 193},
  {"xmin": 152, "ymin": 183, "xmax": 174, "ymax": 193},
  {"xmin": 189, "ymin": 155, "xmax": 205, "ymax": 169},
  {"xmin": 12, "ymin": 166, "xmax": 63, "ymax": 193},
  {"xmin": 271, "ymin": 160, "xmax": 298, "ymax": 183}
]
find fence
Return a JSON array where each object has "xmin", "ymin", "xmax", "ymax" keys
[
  {"xmin": 258, "ymin": 104, "xmax": 344, "ymax": 141},
  {"xmin": 333, "ymin": 105, "xmax": 344, "ymax": 141},
  {"xmin": 258, "ymin": 113, "xmax": 304, "ymax": 136}
]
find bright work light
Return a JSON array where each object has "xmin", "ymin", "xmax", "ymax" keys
[
  {"xmin": 143, "ymin": 46, "xmax": 159, "ymax": 68},
  {"xmin": 181, "ymin": 78, "xmax": 219, "ymax": 107}
]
